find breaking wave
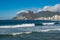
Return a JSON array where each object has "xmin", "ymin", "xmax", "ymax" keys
[
  {"xmin": 0, "ymin": 22, "xmax": 60, "ymax": 35},
  {"xmin": 0, "ymin": 32, "xmax": 32, "ymax": 36},
  {"xmin": 11, "ymin": 32, "xmax": 32, "ymax": 35},
  {"xmin": 37, "ymin": 28, "xmax": 60, "ymax": 32},
  {"xmin": 42, "ymin": 22, "xmax": 55, "ymax": 25},
  {"xmin": 0, "ymin": 23, "xmax": 35, "ymax": 28},
  {"xmin": 0, "ymin": 22, "xmax": 59, "ymax": 28},
  {"xmin": 1, "ymin": 28, "xmax": 60, "ymax": 36}
]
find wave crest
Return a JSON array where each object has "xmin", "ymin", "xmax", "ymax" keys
[{"xmin": 0, "ymin": 23, "xmax": 35, "ymax": 28}]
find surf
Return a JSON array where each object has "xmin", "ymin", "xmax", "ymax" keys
[
  {"xmin": 0, "ymin": 32, "xmax": 32, "ymax": 36},
  {"xmin": 42, "ymin": 22, "xmax": 55, "ymax": 26},
  {"xmin": 0, "ymin": 23, "xmax": 35, "ymax": 28}
]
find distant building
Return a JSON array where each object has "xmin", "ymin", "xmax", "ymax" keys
[{"xmin": 35, "ymin": 15, "xmax": 60, "ymax": 20}]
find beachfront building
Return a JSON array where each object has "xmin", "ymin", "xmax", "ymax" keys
[{"xmin": 35, "ymin": 15, "xmax": 60, "ymax": 20}]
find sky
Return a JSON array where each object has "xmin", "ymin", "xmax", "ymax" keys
[{"xmin": 0, "ymin": 0, "xmax": 60, "ymax": 20}]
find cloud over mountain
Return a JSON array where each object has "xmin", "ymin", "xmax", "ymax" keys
[
  {"xmin": 17, "ymin": 4, "xmax": 60, "ymax": 14},
  {"xmin": 13, "ymin": 4, "xmax": 60, "ymax": 20},
  {"xmin": 38, "ymin": 4, "xmax": 60, "ymax": 12}
]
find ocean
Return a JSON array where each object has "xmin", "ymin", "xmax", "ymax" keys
[{"xmin": 0, "ymin": 20, "xmax": 60, "ymax": 40}]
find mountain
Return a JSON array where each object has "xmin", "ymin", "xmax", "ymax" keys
[
  {"xmin": 12, "ymin": 10, "xmax": 60, "ymax": 20},
  {"xmin": 36, "ymin": 11, "xmax": 60, "ymax": 17},
  {"xmin": 13, "ymin": 10, "xmax": 34, "ymax": 20}
]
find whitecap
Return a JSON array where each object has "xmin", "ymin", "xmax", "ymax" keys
[
  {"xmin": 11, "ymin": 32, "xmax": 32, "ymax": 35},
  {"xmin": 38, "ymin": 28, "xmax": 60, "ymax": 32},
  {"xmin": 42, "ymin": 22, "xmax": 55, "ymax": 25},
  {"xmin": 0, "ymin": 23, "xmax": 35, "ymax": 28}
]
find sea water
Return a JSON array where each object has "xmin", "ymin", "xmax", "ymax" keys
[{"xmin": 0, "ymin": 20, "xmax": 60, "ymax": 40}]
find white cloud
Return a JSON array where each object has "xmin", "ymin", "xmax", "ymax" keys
[
  {"xmin": 17, "ymin": 4, "xmax": 60, "ymax": 14},
  {"xmin": 43, "ymin": 4, "xmax": 60, "ymax": 12},
  {"xmin": 37, "ymin": 8, "xmax": 43, "ymax": 12},
  {"xmin": 37, "ymin": 4, "xmax": 60, "ymax": 12},
  {"xmin": 17, "ymin": 10, "xmax": 29, "ymax": 14}
]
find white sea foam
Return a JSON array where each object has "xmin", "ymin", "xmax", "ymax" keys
[
  {"xmin": 42, "ymin": 22, "xmax": 55, "ymax": 25},
  {"xmin": 0, "ymin": 28, "xmax": 60, "ymax": 35},
  {"xmin": 39, "ymin": 28, "xmax": 60, "ymax": 32},
  {"xmin": 11, "ymin": 32, "xmax": 32, "ymax": 35},
  {"xmin": 0, "ymin": 23, "xmax": 35, "ymax": 28}
]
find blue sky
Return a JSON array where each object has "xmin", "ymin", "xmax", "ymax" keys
[{"xmin": 0, "ymin": 0, "xmax": 60, "ymax": 20}]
